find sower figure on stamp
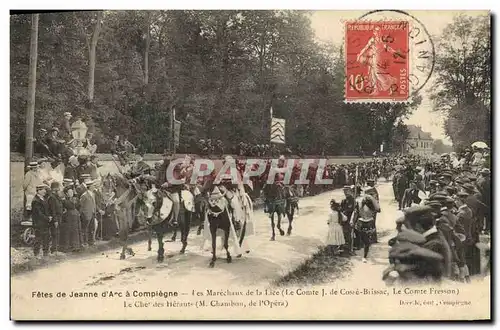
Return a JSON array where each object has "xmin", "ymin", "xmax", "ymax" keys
[{"xmin": 356, "ymin": 26, "xmax": 399, "ymax": 96}]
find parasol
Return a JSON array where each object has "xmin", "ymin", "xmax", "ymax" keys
[{"xmin": 471, "ymin": 141, "xmax": 488, "ymax": 149}]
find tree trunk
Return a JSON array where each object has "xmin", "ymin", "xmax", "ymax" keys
[
  {"xmin": 88, "ymin": 11, "xmax": 103, "ymax": 104},
  {"xmin": 144, "ymin": 11, "xmax": 151, "ymax": 86},
  {"xmin": 24, "ymin": 13, "xmax": 39, "ymax": 167}
]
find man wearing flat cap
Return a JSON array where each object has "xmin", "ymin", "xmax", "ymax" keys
[
  {"xmin": 461, "ymin": 183, "xmax": 485, "ymax": 236},
  {"xmin": 402, "ymin": 205, "xmax": 452, "ymax": 278},
  {"xmin": 32, "ymin": 184, "xmax": 52, "ymax": 259},
  {"xmin": 455, "ymin": 191, "xmax": 478, "ymax": 278}
]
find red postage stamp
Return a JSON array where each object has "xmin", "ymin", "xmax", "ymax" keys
[{"xmin": 345, "ymin": 21, "xmax": 410, "ymax": 102}]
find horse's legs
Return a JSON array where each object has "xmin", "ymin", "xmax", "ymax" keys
[
  {"xmin": 125, "ymin": 208, "xmax": 135, "ymax": 256},
  {"xmin": 156, "ymin": 230, "xmax": 165, "ymax": 263},
  {"xmin": 147, "ymin": 223, "xmax": 152, "ymax": 251},
  {"xmin": 209, "ymin": 223, "xmax": 217, "ymax": 268},
  {"xmin": 180, "ymin": 211, "xmax": 191, "ymax": 254},
  {"xmin": 277, "ymin": 211, "xmax": 285, "ymax": 236},
  {"xmin": 287, "ymin": 203, "xmax": 295, "ymax": 236},
  {"xmin": 119, "ymin": 225, "xmax": 128, "ymax": 260},
  {"xmin": 196, "ymin": 211, "xmax": 203, "ymax": 235},
  {"xmin": 224, "ymin": 228, "xmax": 232, "ymax": 263},
  {"xmin": 270, "ymin": 212, "xmax": 276, "ymax": 241}
]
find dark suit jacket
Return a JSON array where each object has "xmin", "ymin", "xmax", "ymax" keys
[
  {"xmin": 32, "ymin": 195, "xmax": 51, "ymax": 228},
  {"xmin": 80, "ymin": 191, "xmax": 96, "ymax": 221},
  {"xmin": 47, "ymin": 193, "xmax": 64, "ymax": 221}
]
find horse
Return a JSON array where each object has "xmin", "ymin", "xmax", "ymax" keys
[
  {"xmin": 263, "ymin": 181, "xmax": 291, "ymax": 240},
  {"xmin": 146, "ymin": 188, "xmax": 181, "ymax": 262},
  {"xmin": 101, "ymin": 173, "xmax": 140, "ymax": 260},
  {"xmin": 204, "ymin": 185, "xmax": 236, "ymax": 267}
]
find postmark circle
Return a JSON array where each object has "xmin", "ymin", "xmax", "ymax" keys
[{"xmin": 357, "ymin": 10, "xmax": 436, "ymax": 98}]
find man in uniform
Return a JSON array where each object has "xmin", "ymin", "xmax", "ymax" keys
[
  {"xmin": 340, "ymin": 186, "xmax": 356, "ymax": 256},
  {"xmin": 32, "ymin": 184, "xmax": 52, "ymax": 259}
]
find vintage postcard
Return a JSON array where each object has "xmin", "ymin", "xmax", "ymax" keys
[{"xmin": 10, "ymin": 9, "xmax": 491, "ymax": 321}]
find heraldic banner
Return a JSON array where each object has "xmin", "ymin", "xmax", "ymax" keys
[{"xmin": 270, "ymin": 117, "xmax": 285, "ymax": 144}]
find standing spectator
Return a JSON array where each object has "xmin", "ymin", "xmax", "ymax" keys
[
  {"xmin": 60, "ymin": 184, "xmax": 82, "ymax": 252},
  {"xmin": 79, "ymin": 181, "xmax": 97, "ymax": 247},
  {"xmin": 23, "ymin": 161, "xmax": 43, "ymax": 217},
  {"xmin": 326, "ymin": 199, "xmax": 346, "ymax": 255},
  {"xmin": 47, "ymin": 182, "xmax": 63, "ymax": 255},
  {"xmin": 455, "ymin": 191, "xmax": 481, "ymax": 276},
  {"xmin": 31, "ymin": 184, "xmax": 51, "ymax": 259}
]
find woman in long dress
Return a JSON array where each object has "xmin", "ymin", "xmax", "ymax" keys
[
  {"xmin": 60, "ymin": 185, "xmax": 82, "ymax": 252},
  {"xmin": 326, "ymin": 199, "xmax": 346, "ymax": 255}
]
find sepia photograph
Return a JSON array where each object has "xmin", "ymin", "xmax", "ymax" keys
[{"xmin": 9, "ymin": 7, "xmax": 491, "ymax": 321}]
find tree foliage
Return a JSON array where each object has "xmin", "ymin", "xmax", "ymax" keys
[
  {"xmin": 430, "ymin": 14, "xmax": 490, "ymax": 149},
  {"xmin": 11, "ymin": 10, "xmax": 418, "ymax": 154}
]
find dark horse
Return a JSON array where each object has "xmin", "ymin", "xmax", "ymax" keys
[
  {"xmin": 263, "ymin": 182, "xmax": 295, "ymax": 240},
  {"xmin": 205, "ymin": 185, "xmax": 234, "ymax": 268},
  {"xmin": 146, "ymin": 189, "xmax": 180, "ymax": 262},
  {"xmin": 101, "ymin": 173, "xmax": 140, "ymax": 259}
]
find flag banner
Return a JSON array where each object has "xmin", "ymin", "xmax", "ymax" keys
[
  {"xmin": 174, "ymin": 119, "xmax": 181, "ymax": 147},
  {"xmin": 270, "ymin": 117, "xmax": 285, "ymax": 144}
]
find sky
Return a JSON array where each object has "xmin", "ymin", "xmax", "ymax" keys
[{"xmin": 309, "ymin": 10, "xmax": 489, "ymax": 145}]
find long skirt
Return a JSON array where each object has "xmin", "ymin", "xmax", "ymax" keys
[{"xmin": 60, "ymin": 210, "xmax": 82, "ymax": 251}]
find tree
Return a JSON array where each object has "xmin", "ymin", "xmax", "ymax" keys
[
  {"xmin": 430, "ymin": 14, "xmax": 490, "ymax": 148},
  {"xmin": 88, "ymin": 11, "xmax": 103, "ymax": 106},
  {"xmin": 10, "ymin": 10, "xmax": 420, "ymax": 155},
  {"xmin": 24, "ymin": 14, "xmax": 39, "ymax": 165}
]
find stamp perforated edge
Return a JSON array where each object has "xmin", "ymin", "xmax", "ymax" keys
[{"xmin": 341, "ymin": 18, "xmax": 413, "ymax": 104}]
